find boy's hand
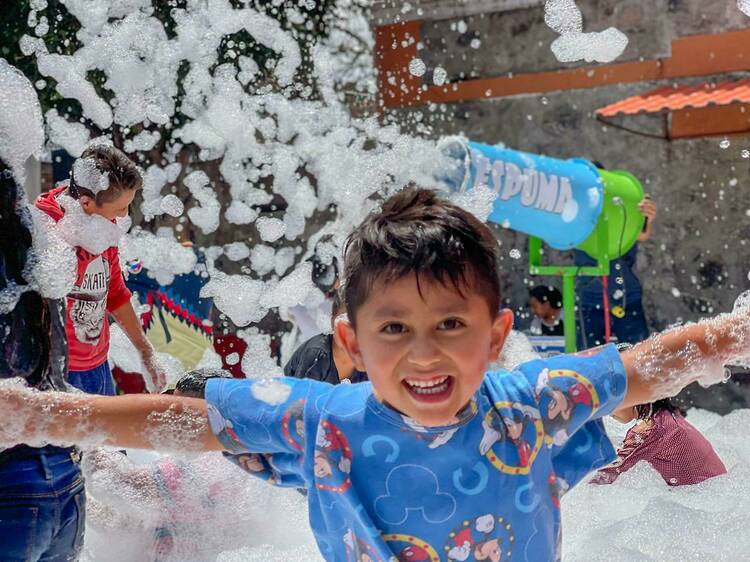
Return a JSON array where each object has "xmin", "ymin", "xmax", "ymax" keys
[
  {"xmin": 637, "ymin": 195, "xmax": 657, "ymax": 242},
  {"xmin": 638, "ymin": 197, "xmax": 657, "ymax": 221},
  {"xmin": 142, "ymin": 352, "xmax": 168, "ymax": 393}
]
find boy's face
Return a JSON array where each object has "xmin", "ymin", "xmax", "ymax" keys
[
  {"xmin": 80, "ymin": 189, "xmax": 135, "ymax": 221},
  {"xmin": 337, "ymin": 273, "xmax": 512, "ymax": 427},
  {"xmin": 528, "ymin": 297, "xmax": 551, "ymax": 320}
]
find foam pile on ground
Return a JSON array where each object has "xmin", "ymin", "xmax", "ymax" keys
[
  {"xmin": 80, "ymin": 450, "xmax": 318, "ymax": 562},
  {"xmin": 563, "ymin": 408, "xmax": 750, "ymax": 561}
]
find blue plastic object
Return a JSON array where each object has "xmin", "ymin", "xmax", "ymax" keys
[{"xmin": 438, "ymin": 138, "xmax": 605, "ymax": 250}]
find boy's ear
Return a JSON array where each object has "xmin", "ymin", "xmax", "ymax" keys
[
  {"xmin": 78, "ymin": 195, "xmax": 95, "ymax": 214},
  {"xmin": 335, "ymin": 317, "xmax": 366, "ymax": 372},
  {"xmin": 489, "ymin": 308, "xmax": 514, "ymax": 362}
]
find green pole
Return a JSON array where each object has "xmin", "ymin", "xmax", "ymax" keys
[{"xmin": 562, "ymin": 273, "xmax": 577, "ymax": 353}]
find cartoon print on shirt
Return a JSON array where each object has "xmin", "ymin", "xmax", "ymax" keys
[
  {"xmin": 281, "ymin": 398, "xmax": 305, "ymax": 451},
  {"xmin": 547, "ymin": 472, "xmax": 570, "ymax": 509},
  {"xmin": 206, "ymin": 346, "xmax": 628, "ymax": 562},
  {"xmin": 68, "ymin": 254, "xmax": 110, "ymax": 344},
  {"xmin": 344, "ymin": 529, "xmax": 382, "ymax": 562},
  {"xmin": 480, "ymin": 401, "xmax": 544, "ymax": 475},
  {"xmin": 382, "ymin": 533, "xmax": 440, "ymax": 562},
  {"xmin": 400, "ymin": 415, "xmax": 460, "ymax": 450},
  {"xmin": 443, "ymin": 514, "xmax": 514, "ymax": 562},
  {"xmin": 206, "ymin": 403, "xmax": 247, "ymax": 454},
  {"xmin": 534, "ymin": 368, "xmax": 600, "ymax": 447},
  {"xmin": 315, "ymin": 420, "xmax": 353, "ymax": 492}
]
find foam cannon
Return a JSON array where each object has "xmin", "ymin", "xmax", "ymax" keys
[{"xmin": 438, "ymin": 139, "xmax": 646, "ymax": 352}]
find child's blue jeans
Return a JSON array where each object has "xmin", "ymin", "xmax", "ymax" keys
[
  {"xmin": 0, "ymin": 445, "xmax": 85, "ymax": 561},
  {"xmin": 67, "ymin": 361, "xmax": 117, "ymax": 396}
]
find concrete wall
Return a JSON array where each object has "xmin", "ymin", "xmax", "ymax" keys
[{"xmin": 375, "ymin": 0, "xmax": 750, "ymax": 408}]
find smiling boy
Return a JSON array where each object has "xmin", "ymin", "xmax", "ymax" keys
[{"xmin": 2, "ymin": 187, "xmax": 750, "ymax": 561}]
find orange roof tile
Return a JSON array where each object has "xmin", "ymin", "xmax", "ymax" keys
[{"xmin": 596, "ymin": 79, "xmax": 750, "ymax": 117}]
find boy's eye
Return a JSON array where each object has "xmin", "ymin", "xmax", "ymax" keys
[
  {"xmin": 438, "ymin": 318, "xmax": 464, "ymax": 330},
  {"xmin": 381, "ymin": 323, "xmax": 406, "ymax": 335}
]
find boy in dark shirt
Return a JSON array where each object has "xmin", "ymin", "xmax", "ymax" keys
[{"xmin": 284, "ymin": 290, "xmax": 367, "ymax": 384}]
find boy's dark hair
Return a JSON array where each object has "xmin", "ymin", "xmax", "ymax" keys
[
  {"xmin": 342, "ymin": 187, "xmax": 501, "ymax": 326},
  {"xmin": 171, "ymin": 368, "xmax": 233, "ymax": 398},
  {"xmin": 529, "ymin": 286, "xmax": 562, "ymax": 309},
  {"xmin": 69, "ymin": 145, "xmax": 142, "ymax": 205}
]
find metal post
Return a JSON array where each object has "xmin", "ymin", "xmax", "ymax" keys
[{"xmin": 562, "ymin": 273, "xmax": 577, "ymax": 353}]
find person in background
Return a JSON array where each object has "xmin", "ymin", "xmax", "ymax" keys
[
  {"xmin": 527, "ymin": 285, "xmax": 564, "ymax": 337},
  {"xmin": 591, "ymin": 398, "xmax": 726, "ymax": 486},
  {"xmin": 0, "ymin": 145, "xmax": 84, "ymax": 558},
  {"xmin": 287, "ymin": 236, "xmax": 340, "ymax": 346},
  {"xmin": 284, "ymin": 290, "xmax": 367, "ymax": 384},
  {"xmin": 35, "ymin": 145, "xmax": 166, "ymax": 395},
  {"xmin": 575, "ymin": 190, "xmax": 658, "ymax": 348}
]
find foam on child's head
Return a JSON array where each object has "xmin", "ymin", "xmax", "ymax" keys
[
  {"xmin": 69, "ymin": 144, "xmax": 143, "ymax": 205},
  {"xmin": 342, "ymin": 186, "xmax": 501, "ymax": 326}
]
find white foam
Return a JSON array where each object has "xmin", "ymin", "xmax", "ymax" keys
[
  {"xmin": 200, "ymin": 273, "xmax": 266, "ymax": 327},
  {"xmin": 239, "ymin": 329, "xmax": 283, "ymax": 379},
  {"xmin": 184, "ymin": 171, "xmax": 221, "ymax": 234},
  {"xmin": 0, "ymin": 58, "xmax": 44, "ymax": 182},
  {"xmin": 544, "ymin": 0, "xmax": 629, "ymax": 63},
  {"xmin": 250, "ymin": 377, "xmax": 291, "ymax": 404},
  {"xmin": 56, "ymin": 194, "xmax": 123, "ymax": 255},
  {"xmin": 564, "ymin": 409, "xmax": 750, "ymax": 561},
  {"xmin": 255, "ymin": 216, "xmax": 286, "ymax": 242},
  {"xmin": 73, "ymin": 157, "xmax": 110, "ymax": 194},
  {"xmin": 119, "ymin": 228, "xmax": 196, "ymax": 286},
  {"xmin": 27, "ymin": 207, "xmax": 77, "ymax": 300},
  {"xmin": 45, "ymin": 108, "xmax": 90, "ymax": 158}
]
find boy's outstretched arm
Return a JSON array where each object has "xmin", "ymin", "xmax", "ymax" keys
[
  {"xmin": 0, "ymin": 383, "xmax": 222, "ymax": 453},
  {"xmin": 619, "ymin": 311, "xmax": 750, "ymax": 410}
]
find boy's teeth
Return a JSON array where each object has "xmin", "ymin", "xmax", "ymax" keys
[{"xmin": 406, "ymin": 376, "xmax": 448, "ymax": 388}]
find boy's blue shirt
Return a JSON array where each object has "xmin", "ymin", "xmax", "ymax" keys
[{"xmin": 205, "ymin": 344, "xmax": 627, "ymax": 562}]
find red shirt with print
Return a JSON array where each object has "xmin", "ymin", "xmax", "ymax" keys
[{"xmin": 35, "ymin": 186, "xmax": 131, "ymax": 371}]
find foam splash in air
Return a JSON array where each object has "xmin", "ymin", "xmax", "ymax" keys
[
  {"xmin": 544, "ymin": 0, "xmax": 629, "ymax": 63},
  {"xmin": 0, "ymin": 58, "xmax": 44, "ymax": 183},
  {"xmin": 55, "ymin": 193, "xmax": 123, "ymax": 255}
]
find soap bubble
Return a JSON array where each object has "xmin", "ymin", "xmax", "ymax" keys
[{"xmin": 408, "ymin": 58, "xmax": 427, "ymax": 77}]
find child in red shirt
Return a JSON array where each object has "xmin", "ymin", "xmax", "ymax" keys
[
  {"xmin": 592, "ymin": 398, "xmax": 726, "ymax": 486},
  {"xmin": 36, "ymin": 145, "xmax": 165, "ymax": 395}
]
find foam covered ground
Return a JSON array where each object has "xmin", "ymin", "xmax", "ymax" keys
[{"xmin": 562, "ymin": 408, "xmax": 750, "ymax": 561}]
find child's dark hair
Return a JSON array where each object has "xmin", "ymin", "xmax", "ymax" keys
[
  {"xmin": 342, "ymin": 187, "xmax": 501, "ymax": 326},
  {"xmin": 529, "ymin": 285, "xmax": 562, "ymax": 309},
  {"xmin": 69, "ymin": 145, "xmax": 142, "ymax": 205},
  {"xmin": 635, "ymin": 398, "xmax": 686, "ymax": 420},
  {"xmin": 170, "ymin": 368, "xmax": 233, "ymax": 398},
  {"xmin": 330, "ymin": 289, "xmax": 346, "ymax": 330}
]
